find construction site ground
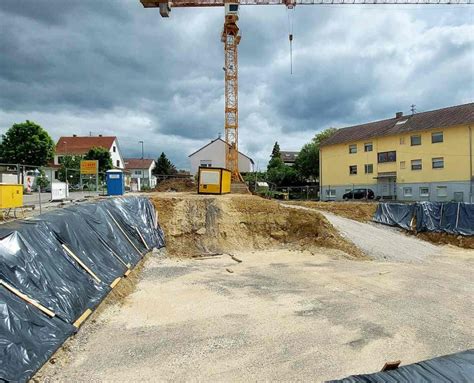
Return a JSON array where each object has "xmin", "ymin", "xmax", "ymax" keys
[{"xmin": 36, "ymin": 193, "xmax": 474, "ymax": 382}]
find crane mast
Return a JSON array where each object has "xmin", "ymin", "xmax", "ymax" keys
[{"xmin": 222, "ymin": 4, "xmax": 242, "ymax": 181}]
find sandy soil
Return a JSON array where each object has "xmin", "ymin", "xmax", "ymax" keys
[
  {"xmin": 151, "ymin": 193, "xmax": 365, "ymax": 259},
  {"xmin": 283, "ymin": 204, "xmax": 440, "ymax": 262},
  {"xmin": 36, "ymin": 244, "xmax": 474, "ymax": 382}
]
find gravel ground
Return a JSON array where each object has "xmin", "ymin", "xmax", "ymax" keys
[
  {"xmin": 282, "ymin": 204, "xmax": 440, "ymax": 262},
  {"xmin": 37, "ymin": 245, "xmax": 474, "ymax": 382}
]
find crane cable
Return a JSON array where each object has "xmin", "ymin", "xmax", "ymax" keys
[{"xmin": 286, "ymin": 6, "xmax": 294, "ymax": 74}]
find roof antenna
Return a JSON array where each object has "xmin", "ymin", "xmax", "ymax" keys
[{"xmin": 410, "ymin": 104, "xmax": 416, "ymax": 115}]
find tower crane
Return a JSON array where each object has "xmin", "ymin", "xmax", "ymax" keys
[{"xmin": 140, "ymin": 0, "xmax": 472, "ymax": 183}]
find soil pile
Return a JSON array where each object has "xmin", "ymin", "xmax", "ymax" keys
[
  {"xmin": 152, "ymin": 194, "xmax": 364, "ymax": 258},
  {"xmin": 155, "ymin": 178, "xmax": 196, "ymax": 192}
]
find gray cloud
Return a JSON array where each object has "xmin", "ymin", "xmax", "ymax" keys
[{"xmin": 0, "ymin": 1, "xmax": 473, "ymax": 168}]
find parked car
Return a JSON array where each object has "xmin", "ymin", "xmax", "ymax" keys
[{"xmin": 343, "ymin": 188, "xmax": 375, "ymax": 200}]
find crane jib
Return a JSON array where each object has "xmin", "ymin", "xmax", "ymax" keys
[{"xmin": 141, "ymin": 0, "xmax": 473, "ymax": 7}]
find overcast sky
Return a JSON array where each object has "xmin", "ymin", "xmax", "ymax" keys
[{"xmin": 0, "ymin": 1, "xmax": 473, "ymax": 169}]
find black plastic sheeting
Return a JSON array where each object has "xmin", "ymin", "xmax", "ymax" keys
[
  {"xmin": 373, "ymin": 202, "xmax": 474, "ymax": 236},
  {"xmin": 373, "ymin": 203, "xmax": 415, "ymax": 231},
  {"xmin": 0, "ymin": 196, "xmax": 164, "ymax": 382},
  {"xmin": 328, "ymin": 349, "xmax": 474, "ymax": 382}
]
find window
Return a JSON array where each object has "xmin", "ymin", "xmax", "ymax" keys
[
  {"xmin": 200, "ymin": 160, "xmax": 212, "ymax": 168},
  {"xmin": 400, "ymin": 137, "xmax": 405, "ymax": 145},
  {"xmin": 410, "ymin": 135, "xmax": 421, "ymax": 146},
  {"xmin": 378, "ymin": 151, "xmax": 396, "ymax": 163},
  {"xmin": 57, "ymin": 156, "xmax": 64, "ymax": 164},
  {"xmin": 326, "ymin": 189, "xmax": 336, "ymax": 198},
  {"xmin": 349, "ymin": 144, "xmax": 357, "ymax": 154},
  {"xmin": 349, "ymin": 165, "xmax": 357, "ymax": 175},
  {"xmin": 116, "ymin": 160, "xmax": 120, "ymax": 167},
  {"xmin": 400, "ymin": 161, "xmax": 406, "ymax": 169},
  {"xmin": 403, "ymin": 187, "xmax": 413, "ymax": 197},
  {"xmin": 432, "ymin": 157, "xmax": 444, "ymax": 169},
  {"xmin": 134, "ymin": 170, "xmax": 142, "ymax": 175},
  {"xmin": 113, "ymin": 146, "xmax": 116, "ymax": 153},
  {"xmin": 437, "ymin": 186, "xmax": 448, "ymax": 198},
  {"xmin": 411, "ymin": 159, "xmax": 422, "ymax": 170},
  {"xmin": 420, "ymin": 187, "xmax": 430, "ymax": 197},
  {"xmin": 364, "ymin": 164, "xmax": 373, "ymax": 174},
  {"xmin": 432, "ymin": 132, "xmax": 443, "ymax": 143},
  {"xmin": 364, "ymin": 143, "xmax": 373, "ymax": 152}
]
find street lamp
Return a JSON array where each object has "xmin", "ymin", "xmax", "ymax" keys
[{"xmin": 139, "ymin": 141, "xmax": 144, "ymax": 160}]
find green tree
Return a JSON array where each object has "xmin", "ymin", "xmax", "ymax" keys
[
  {"xmin": 271, "ymin": 141, "xmax": 281, "ymax": 159},
  {"xmin": 294, "ymin": 127, "xmax": 338, "ymax": 180},
  {"xmin": 58, "ymin": 155, "xmax": 81, "ymax": 185},
  {"xmin": 36, "ymin": 169, "xmax": 50, "ymax": 189},
  {"xmin": 153, "ymin": 152, "xmax": 177, "ymax": 176},
  {"xmin": 0, "ymin": 120, "xmax": 55, "ymax": 166},
  {"xmin": 84, "ymin": 146, "xmax": 113, "ymax": 174},
  {"xmin": 267, "ymin": 164, "xmax": 303, "ymax": 186}
]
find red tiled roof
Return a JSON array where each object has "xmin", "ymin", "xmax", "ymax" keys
[
  {"xmin": 56, "ymin": 136, "xmax": 116, "ymax": 155},
  {"xmin": 321, "ymin": 103, "xmax": 474, "ymax": 147},
  {"xmin": 124, "ymin": 158, "xmax": 155, "ymax": 169}
]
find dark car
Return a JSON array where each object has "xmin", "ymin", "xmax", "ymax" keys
[{"xmin": 343, "ymin": 188, "xmax": 374, "ymax": 200}]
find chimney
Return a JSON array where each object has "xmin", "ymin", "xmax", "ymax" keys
[
  {"xmin": 395, "ymin": 112, "xmax": 403, "ymax": 119},
  {"xmin": 98, "ymin": 134, "xmax": 102, "ymax": 137},
  {"xmin": 73, "ymin": 134, "xmax": 77, "ymax": 137}
]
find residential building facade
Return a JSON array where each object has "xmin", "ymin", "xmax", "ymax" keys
[
  {"xmin": 280, "ymin": 151, "xmax": 299, "ymax": 166},
  {"xmin": 320, "ymin": 103, "xmax": 474, "ymax": 202},
  {"xmin": 54, "ymin": 135, "xmax": 125, "ymax": 169},
  {"xmin": 188, "ymin": 137, "xmax": 254, "ymax": 176},
  {"xmin": 124, "ymin": 158, "xmax": 157, "ymax": 189}
]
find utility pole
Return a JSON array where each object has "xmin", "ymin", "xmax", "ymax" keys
[{"xmin": 410, "ymin": 104, "xmax": 416, "ymax": 115}]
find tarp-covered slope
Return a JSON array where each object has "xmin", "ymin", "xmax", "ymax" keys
[
  {"xmin": 329, "ymin": 349, "xmax": 474, "ymax": 382},
  {"xmin": 374, "ymin": 201, "xmax": 474, "ymax": 236},
  {"xmin": 0, "ymin": 196, "xmax": 164, "ymax": 383}
]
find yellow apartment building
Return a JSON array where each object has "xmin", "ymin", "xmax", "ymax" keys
[{"xmin": 320, "ymin": 103, "xmax": 474, "ymax": 202}]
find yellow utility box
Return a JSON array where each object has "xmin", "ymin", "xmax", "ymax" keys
[
  {"xmin": 198, "ymin": 167, "xmax": 231, "ymax": 195},
  {"xmin": 0, "ymin": 184, "xmax": 23, "ymax": 209}
]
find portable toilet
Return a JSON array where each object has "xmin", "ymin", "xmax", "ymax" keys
[
  {"xmin": 198, "ymin": 167, "xmax": 231, "ymax": 195},
  {"xmin": 106, "ymin": 169, "xmax": 125, "ymax": 196}
]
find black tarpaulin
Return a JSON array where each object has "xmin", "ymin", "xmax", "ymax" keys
[
  {"xmin": 373, "ymin": 203, "xmax": 415, "ymax": 230},
  {"xmin": 0, "ymin": 196, "xmax": 164, "ymax": 383},
  {"xmin": 374, "ymin": 202, "xmax": 474, "ymax": 236},
  {"xmin": 0, "ymin": 224, "xmax": 108, "ymax": 324},
  {"xmin": 36, "ymin": 209, "xmax": 128, "ymax": 285},
  {"xmin": 328, "ymin": 349, "xmax": 474, "ymax": 382},
  {"xmin": 0, "ymin": 288, "xmax": 74, "ymax": 383}
]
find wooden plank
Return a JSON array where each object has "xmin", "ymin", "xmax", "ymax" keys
[
  {"xmin": 62, "ymin": 244, "xmax": 102, "ymax": 284},
  {"xmin": 0, "ymin": 279, "xmax": 55, "ymax": 318},
  {"xmin": 135, "ymin": 226, "xmax": 150, "ymax": 250},
  {"xmin": 110, "ymin": 277, "xmax": 121, "ymax": 289},
  {"xmin": 73, "ymin": 308, "xmax": 92, "ymax": 328},
  {"xmin": 107, "ymin": 211, "xmax": 142, "ymax": 256},
  {"xmin": 124, "ymin": 269, "xmax": 132, "ymax": 277},
  {"xmin": 381, "ymin": 360, "xmax": 401, "ymax": 371}
]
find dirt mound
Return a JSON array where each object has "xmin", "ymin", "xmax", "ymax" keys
[
  {"xmin": 155, "ymin": 178, "xmax": 196, "ymax": 192},
  {"xmin": 152, "ymin": 194, "xmax": 365, "ymax": 258},
  {"xmin": 288, "ymin": 201, "xmax": 377, "ymax": 222}
]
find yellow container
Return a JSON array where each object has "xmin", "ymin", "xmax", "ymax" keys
[
  {"xmin": 0, "ymin": 184, "xmax": 23, "ymax": 209},
  {"xmin": 198, "ymin": 167, "xmax": 231, "ymax": 195}
]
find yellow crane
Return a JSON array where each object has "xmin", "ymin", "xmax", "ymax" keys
[{"xmin": 140, "ymin": 0, "xmax": 472, "ymax": 183}]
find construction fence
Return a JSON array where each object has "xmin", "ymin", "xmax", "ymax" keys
[
  {"xmin": 373, "ymin": 201, "xmax": 474, "ymax": 236},
  {"xmin": 0, "ymin": 196, "xmax": 165, "ymax": 382}
]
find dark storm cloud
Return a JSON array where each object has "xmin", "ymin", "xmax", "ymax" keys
[{"xmin": 0, "ymin": 1, "xmax": 473, "ymax": 167}]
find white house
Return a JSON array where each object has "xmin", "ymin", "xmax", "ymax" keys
[
  {"xmin": 124, "ymin": 158, "xmax": 157, "ymax": 189},
  {"xmin": 54, "ymin": 135, "xmax": 125, "ymax": 169},
  {"xmin": 188, "ymin": 137, "xmax": 254, "ymax": 176}
]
